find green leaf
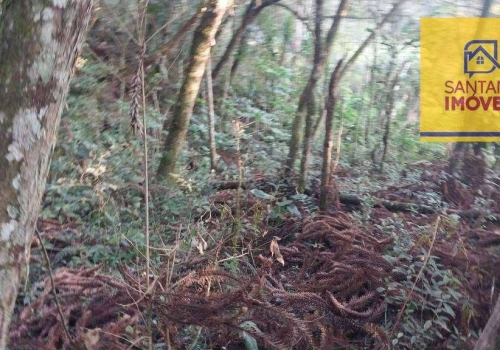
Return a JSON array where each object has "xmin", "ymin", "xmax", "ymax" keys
[
  {"xmin": 250, "ymin": 189, "xmax": 274, "ymax": 200},
  {"xmin": 242, "ymin": 332, "xmax": 259, "ymax": 350},
  {"xmin": 443, "ymin": 303, "xmax": 455, "ymax": 317},
  {"xmin": 423, "ymin": 320, "xmax": 432, "ymax": 331},
  {"xmin": 434, "ymin": 319, "xmax": 451, "ymax": 332},
  {"xmin": 276, "ymin": 199, "xmax": 293, "ymax": 206},
  {"xmin": 286, "ymin": 203, "xmax": 302, "ymax": 218}
]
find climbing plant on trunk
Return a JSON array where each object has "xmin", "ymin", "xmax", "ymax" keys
[{"xmin": 0, "ymin": 0, "xmax": 93, "ymax": 348}]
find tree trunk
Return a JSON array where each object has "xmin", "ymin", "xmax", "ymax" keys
[
  {"xmin": 474, "ymin": 296, "xmax": 500, "ymax": 350},
  {"xmin": 449, "ymin": 0, "xmax": 492, "ymax": 172},
  {"xmin": 229, "ymin": 34, "xmax": 248, "ymax": 83},
  {"xmin": 319, "ymin": 61, "xmax": 343, "ymax": 210},
  {"xmin": 206, "ymin": 55, "xmax": 218, "ymax": 171},
  {"xmin": 157, "ymin": 0, "xmax": 229, "ymax": 181},
  {"xmin": 365, "ymin": 40, "xmax": 378, "ymax": 146},
  {"xmin": 0, "ymin": 1, "xmax": 93, "ymax": 348},
  {"xmin": 212, "ymin": 0, "xmax": 280, "ymax": 83},
  {"xmin": 212, "ymin": 0, "xmax": 258, "ymax": 83},
  {"xmin": 380, "ymin": 61, "xmax": 405, "ymax": 171},
  {"xmin": 286, "ymin": 0, "xmax": 351, "ymax": 172},
  {"xmin": 297, "ymin": 0, "xmax": 324, "ymax": 192},
  {"xmin": 298, "ymin": 96, "xmax": 316, "ymax": 192}
]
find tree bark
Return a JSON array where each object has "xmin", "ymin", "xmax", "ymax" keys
[
  {"xmin": 474, "ymin": 296, "xmax": 500, "ymax": 350},
  {"xmin": 298, "ymin": 96, "xmax": 316, "ymax": 192},
  {"xmin": 206, "ymin": 55, "xmax": 218, "ymax": 171},
  {"xmin": 319, "ymin": 61, "xmax": 343, "ymax": 210},
  {"xmin": 157, "ymin": 0, "xmax": 230, "ymax": 181},
  {"xmin": 0, "ymin": 1, "xmax": 93, "ymax": 348}
]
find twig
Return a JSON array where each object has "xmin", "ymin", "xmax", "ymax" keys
[{"xmin": 35, "ymin": 229, "xmax": 72, "ymax": 342}]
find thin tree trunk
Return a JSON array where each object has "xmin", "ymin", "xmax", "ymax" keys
[
  {"xmin": 206, "ymin": 55, "xmax": 218, "ymax": 171},
  {"xmin": 380, "ymin": 90, "xmax": 394, "ymax": 171},
  {"xmin": 286, "ymin": 0, "xmax": 351, "ymax": 172},
  {"xmin": 312, "ymin": 108, "xmax": 327, "ymax": 140},
  {"xmin": 0, "ymin": 1, "xmax": 93, "ymax": 348},
  {"xmin": 380, "ymin": 61, "xmax": 405, "ymax": 171},
  {"xmin": 298, "ymin": 96, "xmax": 316, "ymax": 192},
  {"xmin": 296, "ymin": 0, "xmax": 405, "ymax": 183},
  {"xmin": 212, "ymin": 0, "xmax": 280, "ymax": 83},
  {"xmin": 474, "ymin": 296, "xmax": 500, "ymax": 350},
  {"xmin": 155, "ymin": 10, "xmax": 204, "ymax": 58},
  {"xmin": 471, "ymin": 0, "xmax": 493, "ymax": 159},
  {"xmin": 319, "ymin": 61, "xmax": 343, "ymax": 210},
  {"xmin": 365, "ymin": 40, "xmax": 378, "ymax": 146},
  {"xmin": 229, "ymin": 34, "xmax": 248, "ymax": 83},
  {"xmin": 157, "ymin": 0, "xmax": 230, "ymax": 181},
  {"xmin": 338, "ymin": 1, "xmax": 406, "ymax": 79},
  {"xmin": 352, "ymin": 70, "xmax": 370, "ymax": 158},
  {"xmin": 297, "ymin": 0, "xmax": 325, "ymax": 192},
  {"xmin": 481, "ymin": 0, "xmax": 493, "ymax": 17}
]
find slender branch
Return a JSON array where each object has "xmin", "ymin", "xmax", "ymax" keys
[
  {"xmin": 35, "ymin": 229, "xmax": 72, "ymax": 342},
  {"xmin": 273, "ymin": 3, "xmax": 313, "ymax": 32},
  {"xmin": 155, "ymin": 9, "xmax": 205, "ymax": 56},
  {"xmin": 339, "ymin": 0, "xmax": 408, "ymax": 79}
]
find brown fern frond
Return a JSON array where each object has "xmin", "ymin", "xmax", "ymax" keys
[
  {"xmin": 129, "ymin": 47, "xmax": 145, "ymax": 137},
  {"xmin": 364, "ymin": 322, "xmax": 390, "ymax": 349},
  {"xmin": 327, "ymin": 291, "xmax": 373, "ymax": 319}
]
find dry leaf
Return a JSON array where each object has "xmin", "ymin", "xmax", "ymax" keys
[
  {"xmin": 81, "ymin": 328, "xmax": 101, "ymax": 350},
  {"xmin": 270, "ymin": 238, "xmax": 285, "ymax": 266},
  {"xmin": 194, "ymin": 234, "xmax": 208, "ymax": 255}
]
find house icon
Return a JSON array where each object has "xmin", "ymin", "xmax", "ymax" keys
[{"xmin": 464, "ymin": 40, "xmax": 500, "ymax": 77}]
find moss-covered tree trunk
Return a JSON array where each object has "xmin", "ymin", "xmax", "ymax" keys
[
  {"xmin": 157, "ymin": 0, "xmax": 230, "ymax": 180},
  {"xmin": 319, "ymin": 61, "xmax": 343, "ymax": 210},
  {"xmin": 0, "ymin": 1, "xmax": 93, "ymax": 348}
]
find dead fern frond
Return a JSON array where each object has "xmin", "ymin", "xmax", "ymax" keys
[{"xmin": 129, "ymin": 46, "xmax": 145, "ymax": 137}]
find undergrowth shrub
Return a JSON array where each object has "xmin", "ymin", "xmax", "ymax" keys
[{"xmin": 381, "ymin": 218, "xmax": 472, "ymax": 349}]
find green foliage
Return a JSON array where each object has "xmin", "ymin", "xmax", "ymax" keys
[{"xmin": 381, "ymin": 221, "xmax": 473, "ymax": 349}]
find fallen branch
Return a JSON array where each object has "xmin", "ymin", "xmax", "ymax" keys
[
  {"xmin": 211, "ymin": 182, "xmax": 500, "ymax": 221},
  {"xmin": 338, "ymin": 193, "xmax": 435, "ymax": 214}
]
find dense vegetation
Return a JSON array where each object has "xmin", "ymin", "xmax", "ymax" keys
[{"xmin": 3, "ymin": 0, "xmax": 500, "ymax": 349}]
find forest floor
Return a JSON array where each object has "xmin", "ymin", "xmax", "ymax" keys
[{"xmin": 8, "ymin": 156, "xmax": 500, "ymax": 350}]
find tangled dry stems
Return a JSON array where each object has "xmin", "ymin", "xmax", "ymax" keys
[{"xmin": 10, "ymin": 212, "xmax": 393, "ymax": 349}]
